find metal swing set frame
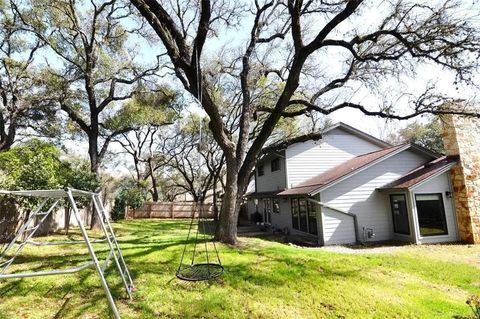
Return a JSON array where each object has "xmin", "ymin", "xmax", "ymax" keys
[{"xmin": 0, "ymin": 188, "xmax": 133, "ymax": 319}]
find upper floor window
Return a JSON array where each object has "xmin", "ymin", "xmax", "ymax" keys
[
  {"xmin": 258, "ymin": 164, "xmax": 264, "ymax": 176},
  {"xmin": 271, "ymin": 158, "xmax": 280, "ymax": 172}
]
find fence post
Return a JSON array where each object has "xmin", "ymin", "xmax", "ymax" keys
[
  {"xmin": 148, "ymin": 203, "xmax": 152, "ymax": 218},
  {"xmin": 170, "ymin": 202, "xmax": 174, "ymax": 219}
]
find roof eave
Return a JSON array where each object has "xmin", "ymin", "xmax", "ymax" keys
[
  {"xmin": 377, "ymin": 160, "xmax": 458, "ymax": 191},
  {"xmin": 408, "ymin": 162, "xmax": 458, "ymax": 190}
]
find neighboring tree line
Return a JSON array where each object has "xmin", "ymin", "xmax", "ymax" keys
[{"xmin": 0, "ymin": 0, "xmax": 184, "ymax": 223}]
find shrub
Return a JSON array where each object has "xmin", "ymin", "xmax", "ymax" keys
[{"xmin": 112, "ymin": 179, "xmax": 148, "ymax": 220}]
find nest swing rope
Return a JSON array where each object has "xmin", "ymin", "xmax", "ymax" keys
[
  {"xmin": 175, "ymin": 45, "xmax": 223, "ymax": 282},
  {"xmin": 176, "ymin": 198, "xmax": 223, "ymax": 281}
]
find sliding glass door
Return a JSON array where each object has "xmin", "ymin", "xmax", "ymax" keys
[{"xmin": 291, "ymin": 198, "xmax": 318, "ymax": 235}]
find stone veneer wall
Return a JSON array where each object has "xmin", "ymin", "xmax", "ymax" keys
[{"xmin": 442, "ymin": 115, "xmax": 480, "ymax": 243}]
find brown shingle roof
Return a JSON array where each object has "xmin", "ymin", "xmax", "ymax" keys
[
  {"xmin": 245, "ymin": 190, "xmax": 283, "ymax": 198},
  {"xmin": 378, "ymin": 155, "xmax": 459, "ymax": 190},
  {"xmin": 278, "ymin": 143, "xmax": 410, "ymax": 196}
]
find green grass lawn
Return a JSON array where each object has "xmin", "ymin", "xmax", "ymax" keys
[{"xmin": 1, "ymin": 219, "xmax": 480, "ymax": 319}]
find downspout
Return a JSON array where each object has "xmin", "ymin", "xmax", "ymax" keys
[{"xmin": 306, "ymin": 198, "xmax": 362, "ymax": 244}]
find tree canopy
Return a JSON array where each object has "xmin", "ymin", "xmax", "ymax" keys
[
  {"xmin": 11, "ymin": 0, "xmax": 176, "ymax": 173},
  {"xmin": 0, "ymin": 1, "xmax": 57, "ymax": 151},
  {"xmin": 387, "ymin": 117, "xmax": 445, "ymax": 154}
]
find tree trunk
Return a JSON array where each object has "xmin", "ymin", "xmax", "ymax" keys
[
  {"xmin": 64, "ymin": 205, "xmax": 71, "ymax": 235},
  {"xmin": 88, "ymin": 137, "xmax": 100, "ymax": 175},
  {"xmin": 216, "ymin": 158, "xmax": 240, "ymax": 244},
  {"xmin": 87, "ymin": 131, "xmax": 102, "ymax": 230},
  {"xmin": 148, "ymin": 159, "xmax": 159, "ymax": 202},
  {"xmin": 0, "ymin": 115, "xmax": 17, "ymax": 152}
]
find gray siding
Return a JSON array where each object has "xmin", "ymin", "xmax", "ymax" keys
[
  {"xmin": 412, "ymin": 173, "xmax": 459, "ymax": 244},
  {"xmin": 286, "ymin": 128, "xmax": 382, "ymax": 188},
  {"xmin": 246, "ymin": 197, "xmax": 292, "ymax": 230},
  {"xmin": 322, "ymin": 207, "xmax": 357, "ymax": 244},
  {"xmin": 320, "ymin": 150, "xmax": 431, "ymax": 245},
  {"xmin": 271, "ymin": 199, "xmax": 292, "ymax": 230},
  {"xmin": 256, "ymin": 154, "xmax": 287, "ymax": 192}
]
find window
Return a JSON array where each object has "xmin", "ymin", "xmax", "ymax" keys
[
  {"xmin": 271, "ymin": 158, "xmax": 280, "ymax": 172},
  {"xmin": 298, "ymin": 199, "xmax": 308, "ymax": 232},
  {"xmin": 415, "ymin": 194, "xmax": 448, "ymax": 236},
  {"xmin": 263, "ymin": 198, "xmax": 271, "ymax": 224},
  {"xmin": 307, "ymin": 201, "xmax": 318, "ymax": 235},
  {"xmin": 291, "ymin": 199, "xmax": 299, "ymax": 229},
  {"xmin": 273, "ymin": 198, "xmax": 280, "ymax": 213},
  {"xmin": 291, "ymin": 198, "xmax": 318, "ymax": 235},
  {"xmin": 390, "ymin": 194, "xmax": 410, "ymax": 235},
  {"xmin": 258, "ymin": 164, "xmax": 264, "ymax": 176}
]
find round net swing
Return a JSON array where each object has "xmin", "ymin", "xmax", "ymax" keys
[{"xmin": 176, "ymin": 198, "xmax": 223, "ymax": 281}]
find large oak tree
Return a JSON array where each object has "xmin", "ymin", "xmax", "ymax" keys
[
  {"xmin": 129, "ymin": 0, "xmax": 480, "ymax": 244},
  {"xmin": 12, "ymin": 0, "xmax": 166, "ymax": 174},
  {"xmin": 0, "ymin": 2, "xmax": 57, "ymax": 151}
]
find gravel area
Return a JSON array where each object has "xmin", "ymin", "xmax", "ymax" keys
[
  {"xmin": 318, "ymin": 245, "xmax": 405, "ymax": 254},
  {"xmin": 288, "ymin": 241, "xmax": 409, "ymax": 254}
]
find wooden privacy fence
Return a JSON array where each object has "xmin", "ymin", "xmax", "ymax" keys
[{"xmin": 127, "ymin": 201, "xmax": 214, "ymax": 219}]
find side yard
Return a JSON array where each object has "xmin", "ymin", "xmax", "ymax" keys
[{"xmin": 1, "ymin": 219, "xmax": 480, "ymax": 318}]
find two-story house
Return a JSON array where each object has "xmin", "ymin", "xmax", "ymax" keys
[{"xmin": 246, "ymin": 122, "xmax": 460, "ymax": 246}]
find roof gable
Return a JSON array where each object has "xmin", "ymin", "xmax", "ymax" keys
[
  {"xmin": 261, "ymin": 122, "xmax": 390, "ymax": 156},
  {"xmin": 322, "ymin": 123, "xmax": 391, "ymax": 148},
  {"xmin": 378, "ymin": 155, "xmax": 459, "ymax": 190},
  {"xmin": 278, "ymin": 142, "xmax": 438, "ymax": 196}
]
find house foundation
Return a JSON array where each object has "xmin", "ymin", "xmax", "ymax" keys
[{"xmin": 442, "ymin": 114, "xmax": 480, "ymax": 243}]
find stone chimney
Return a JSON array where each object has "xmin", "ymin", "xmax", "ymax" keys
[{"xmin": 442, "ymin": 114, "xmax": 480, "ymax": 243}]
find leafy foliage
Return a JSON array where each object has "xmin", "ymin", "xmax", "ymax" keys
[
  {"xmin": 387, "ymin": 117, "xmax": 445, "ymax": 153},
  {"xmin": 0, "ymin": 2, "xmax": 58, "ymax": 151},
  {"xmin": 112, "ymin": 179, "xmax": 148, "ymax": 220},
  {"xmin": 0, "ymin": 139, "xmax": 99, "ymax": 208},
  {"xmin": 62, "ymin": 160, "xmax": 101, "ymax": 192},
  {"xmin": 0, "ymin": 139, "xmax": 65, "ymax": 191},
  {"xmin": 106, "ymin": 90, "xmax": 179, "ymax": 131},
  {"xmin": 11, "ymin": 0, "xmax": 171, "ymax": 173}
]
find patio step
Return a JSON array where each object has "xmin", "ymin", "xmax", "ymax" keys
[
  {"xmin": 239, "ymin": 231, "xmax": 273, "ymax": 237},
  {"xmin": 237, "ymin": 225, "xmax": 263, "ymax": 233}
]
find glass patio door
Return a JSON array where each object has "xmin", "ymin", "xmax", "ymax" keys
[
  {"xmin": 390, "ymin": 194, "xmax": 410, "ymax": 235},
  {"xmin": 263, "ymin": 199, "xmax": 271, "ymax": 224}
]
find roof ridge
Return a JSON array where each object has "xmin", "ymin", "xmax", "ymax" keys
[{"xmin": 353, "ymin": 142, "xmax": 407, "ymax": 158}]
